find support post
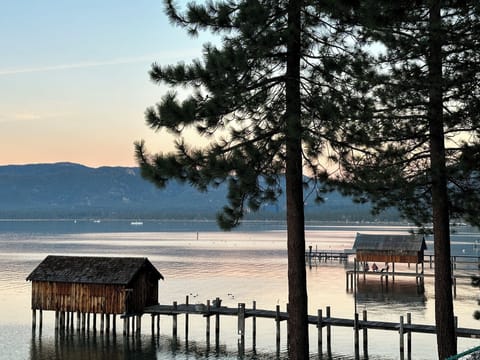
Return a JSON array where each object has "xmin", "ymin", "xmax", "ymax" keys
[
  {"xmin": 32, "ymin": 309, "xmax": 36, "ymax": 330},
  {"xmin": 60, "ymin": 311, "xmax": 65, "ymax": 331},
  {"xmin": 453, "ymin": 277, "xmax": 457, "ymax": 298},
  {"xmin": 106, "ymin": 313, "xmax": 110, "ymax": 334},
  {"xmin": 399, "ymin": 315, "xmax": 404, "ymax": 360},
  {"xmin": 173, "ymin": 301, "xmax": 177, "ymax": 340},
  {"xmin": 81, "ymin": 312, "xmax": 86, "ymax": 332},
  {"xmin": 252, "ymin": 301, "xmax": 256, "ymax": 351},
  {"xmin": 136, "ymin": 315, "xmax": 141, "ymax": 335},
  {"xmin": 407, "ymin": 313, "xmax": 412, "ymax": 360},
  {"xmin": 363, "ymin": 310, "xmax": 368, "ymax": 358},
  {"xmin": 354, "ymin": 312, "xmax": 359, "ymax": 359},
  {"xmin": 317, "ymin": 309, "xmax": 323, "ymax": 356},
  {"xmin": 76, "ymin": 311, "xmax": 80, "ymax": 332},
  {"xmin": 326, "ymin": 306, "xmax": 332, "ymax": 357},
  {"xmin": 238, "ymin": 303, "xmax": 245, "ymax": 356},
  {"xmin": 275, "ymin": 304, "xmax": 281, "ymax": 354},
  {"xmin": 100, "ymin": 313, "xmax": 105, "ymax": 333},
  {"xmin": 151, "ymin": 314, "xmax": 155, "ymax": 335},
  {"xmin": 206, "ymin": 299, "xmax": 211, "ymax": 344},
  {"xmin": 185, "ymin": 296, "xmax": 189, "ymax": 341},
  {"xmin": 455, "ymin": 316, "xmax": 458, "ymax": 349}
]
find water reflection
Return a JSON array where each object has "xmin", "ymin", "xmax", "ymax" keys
[
  {"xmin": 356, "ymin": 279, "xmax": 427, "ymax": 309},
  {"xmin": 29, "ymin": 331, "xmax": 292, "ymax": 360}
]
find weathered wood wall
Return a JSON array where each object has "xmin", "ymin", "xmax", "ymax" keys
[
  {"xmin": 356, "ymin": 252, "xmax": 422, "ymax": 264},
  {"xmin": 31, "ymin": 281, "xmax": 126, "ymax": 314},
  {"xmin": 128, "ymin": 271, "xmax": 159, "ymax": 313}
]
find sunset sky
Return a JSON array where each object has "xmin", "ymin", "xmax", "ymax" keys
[{"xmin": 0, "ymin": 0, "xmax": 209, "ymax": 167}]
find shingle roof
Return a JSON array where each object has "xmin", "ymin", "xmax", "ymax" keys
[
  {"xmin": 26, "ymin": 255, "xmax": 163, "ymax": 285},
  {"xmin": 353, "ymin": 233, "xmax": 427, "ymax": 252}
]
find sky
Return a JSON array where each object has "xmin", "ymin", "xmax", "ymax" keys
[{"xmin": 0, "ymin": 0, "xmax": 210, "ymax": 167}]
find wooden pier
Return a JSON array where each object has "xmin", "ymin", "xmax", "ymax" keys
[
  {"xmin": 305, "ymin": 246, "xmax": 353, "ymax": 263},
  {"xmin": 31, "ymin": 294, "xmax": 480, "ymax": 358},
  {"xmin": 143, "ymin": 297, "xmax": 480, "ymax": 359}
]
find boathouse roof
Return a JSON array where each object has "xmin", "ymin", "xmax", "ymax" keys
[
  {"xmin": 26, "ymin": 255, "xmax": 163, "ymax": 285},
  {"xmin": 353, "ymin": 233, "xmax": 426, "ymax": 252}
]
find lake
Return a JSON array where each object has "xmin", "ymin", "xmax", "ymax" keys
[{"xmin": 0, "ymin": 219, "xmax": 479, "ymax": 359}]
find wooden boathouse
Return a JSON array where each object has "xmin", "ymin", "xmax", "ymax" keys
[
  {"xmin": 26, "ymin": 255, "xmax": 163, "ymax": 332},
  {"xmin": 353, "ymin": 233, "xmax": 427, "ymax": 265},
  {"xmin": 346, "ymin": 233, "xmax": 427, "ymax": 289}
]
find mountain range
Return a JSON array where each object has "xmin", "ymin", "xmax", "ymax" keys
[{"xmin": 0, "ymin": 162, "xmax": 399, "ymax": 222}]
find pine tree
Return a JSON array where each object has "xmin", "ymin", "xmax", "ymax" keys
[
  {"xmin": 135, "ymin": 0, "xmax": 365, "ymax": 357},
  {"xmin": 331, "ymin": 1, "xmax": 480, "ymax": 358}
]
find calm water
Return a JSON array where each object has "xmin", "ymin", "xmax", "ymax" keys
[{"xmin": 0, "ymin": 220, "xmax": 479, "ymax": 360}]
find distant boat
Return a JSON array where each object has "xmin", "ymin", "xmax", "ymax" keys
[
  {"xmin": 93, "ymin": 219, "xmax": 101, "ymax": 223},
  {"xmin": 130, "ymin": 221, "xmax": 143, "ymax": 226}
]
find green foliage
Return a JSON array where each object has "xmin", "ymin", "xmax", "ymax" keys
[
  {"xmin": 136, "ymin": 0, "xmax": 368, "ymax": 230},
  {"xmin": 329, "ymin": 1, "xmax": 480, "ymax": 229}
]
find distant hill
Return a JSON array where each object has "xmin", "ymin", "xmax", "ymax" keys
[{"xmin": 0, "ymin": 162, "xmax": 399, "ymax": 221}]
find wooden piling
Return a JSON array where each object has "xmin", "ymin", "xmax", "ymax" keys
[
  {"xmin": 399, "ymin": 315, "xmax": 404, "ymax": 360},
  {"xmin": 136, "ymin": 315, "xmax": 141, "ymax": 335},
  {"xmin": 453, "ymin": 277, "xmax": 457, "ymax": 298},
  {"xmin": 407, "ymin": 313, "xmax": 411, "ymax": 360},
  {"xmin": 238, "ymin": 303, "xmax": 246, "ymax": 356},
  {"xmin": 275, "ymin": 304, "xmax": 281, "ymax": 352},
  {"xmin": 106, "ymin": 313, "xmax": 110, "ymax": 334},
  {"xmin": 82, "ymin": 312, "xmax": 86, "ymax": 332},
  {"xmin": 173, "ymin": 301, "xmax": 177, "ymax": 339},
  {"xmin": 206, "ymin": 300, "xmax": 211, "ymax": 344},
  {"xmin": 76, "ymin": 311, "xmax": 80, "ymax": 332},
  {"xmin": 100, "ymin": 313, "xmax": 105, "ymax": 333},
  {"xmin": 363, "ymin": 309, "xmax": 368, "ymax": 358},
  {"xmin": 32, "ymin": 309, "xmax": 36, "ymax": 330},
  {"xmin": 151, "ymin": 314, "xmax": 155, "ymax": 335},
  {"xmin": 354, "ymin": 312, "xmax": 359, "ymax": 359},
  {"xmin": 55, "ymin": 310, "xmax": 59, "ymax": 331},
  {"xmin": 215, "ymin": 297, "xmax": 221, "ymax": 348},
  {"xmin": 238, "ymin": 303, "xmax": 245, "ymax": 336},
  {"xmin": 252, "ymin": 301, "xmax": 256, "ymax": 351},
  {"xmin": 317, "ymin": 309, "xmax": 323, "ymax": 355},
  {"xmin": 60, "ymin": 311, "xmax": 65, "ymax": 331},
  {"xmin": 326, "ymin": 306, "xmax": 332, "ymax": 356},
  {"xmin": 185, "ymin": 296, "xmax": 189, "ymax": 340},
  {"xmin": 65, "ymin": 311, "xmax": 69, "ymax": 332}
]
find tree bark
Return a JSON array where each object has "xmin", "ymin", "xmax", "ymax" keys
[
  {"xmin": 285, "ymin": 0, "xmax": 308, "ymax": 358},
  {"xmin": 428, "ymin": 1, "xmax": 457, "ymax": 358}
]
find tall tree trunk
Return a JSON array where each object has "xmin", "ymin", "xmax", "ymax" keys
[
  {"xmin": 285, "ymin": 0, "xmax": 308, "ymax": 358},
  {"xmin": 428, "ymin": 1, "xmax": 457, "ymax": 358}
]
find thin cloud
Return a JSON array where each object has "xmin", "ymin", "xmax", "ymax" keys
[{"xmin": 0, "ymin": 51, "xmax": 199, "ymax": 77}]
